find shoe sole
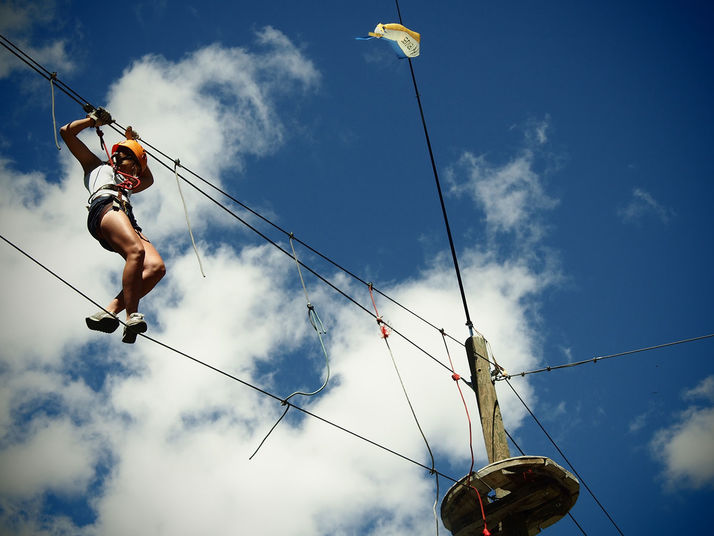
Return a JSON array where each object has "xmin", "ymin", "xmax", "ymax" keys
[
  {"xmin": 122, "ymin": 320, "xmax": 147, "ymax": 344},
  {"xmin": 86, "ymin": 315, "xmax": 120, "ymax": 333}
]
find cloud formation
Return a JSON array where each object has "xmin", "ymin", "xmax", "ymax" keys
[
  {"xmin": 0, "ymin": 33, "xmax": 560, "ymax": 536},
  {"xmin": 0, "ymin": 0, "xmax": 75, "ymax": 79},
  {"xmin": 650, "ymin": 375, "xmax": 714, "ymax": 490},
  {"xmin": 446, "ymin": 118, "xmax": 559, "ymax": 250},
  {"xmin": 618, "ymin": 188, "xmax": 675, "ymax": 225}
]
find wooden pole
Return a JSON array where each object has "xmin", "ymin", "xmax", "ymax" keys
[
  {"xmin": 465, "ymin": 334, "xmax": 510, "ymax": 464},
  {"xmin": 443, "ymin": 337, "xmax": 578, "ymax": 534}
]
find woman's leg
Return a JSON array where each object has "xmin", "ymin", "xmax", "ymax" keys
[
  {"xmin": 105, "ymin": 237, "xmax": 166, "ymax": 315},
  {"xmin": 98, "ymin": 209, "xmax": 148, "ymax": 320}
]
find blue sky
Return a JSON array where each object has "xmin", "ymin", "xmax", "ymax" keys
[{"xmin": 0, "ymin": 1, "xmax": 712, "ymax": 535}]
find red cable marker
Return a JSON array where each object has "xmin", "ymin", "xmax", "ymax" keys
[{"xmin": 368, "ymin": 283, "xmax": 391, "ymax": 339}]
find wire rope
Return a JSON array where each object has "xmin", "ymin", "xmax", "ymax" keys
[
  {"xmin": 5, "ymin": 32, "xmax": 709, "ymax": 534},
  {"xmin": 172, "ymin": 159, "xmax": 206, "ymax": 277},
  {"xmin": 0, "ymin": 30, "xmax": 502, "ymax": 381},
  {"xmin": 0, "ymin": 231, "xmax": 499, "ymax": 493},
  {"xmin": 503, "ymin": 334, "xmax": 714, "ymax": 378},
  {"xmin": 249, "ymin": 236, "xmax": 332, "ymax": 459},
  {"xmin": 393, "ymin": 3, "xmax": 475, "ymax": 337},
  {"xmin": 503, "ymin": 378, "xmax": 625, "ymax": 535},
  {"xmin": 369, "ymin": 285, "xmax": 440, "ymax": 535}
]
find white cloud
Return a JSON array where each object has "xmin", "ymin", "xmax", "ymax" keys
[
  {"xmin": 650, "ymin": 376, "xmax": 714, "ymax": 490},
  {"xmin": 618, "ymin": 188, "xmax": 674, "ymax": 225},
  {"xmin": 446, "ymin": 118, "xmax": 559, "ymax": 249},
  {"xmin": 684, "ymin": 375, "xmax": 714, "ymax": 402},
  {"xmin": 0, "ymin": 416, "xmax": 99, "ymax": 497},
  {"xmin": 0, "ymin": 36, "xmax": 560, "ymax": 536},
  {"xmin": 0, "ymin": 0, "xmax": 75, "ymax": 79}
]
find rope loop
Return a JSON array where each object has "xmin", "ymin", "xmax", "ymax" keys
[
  {"xmin": 173, "ymin": 157, "xmax": 206, "ymax": 277},
  {"xmin": 49, "ymin": 72, "xmax": 60, "ymax": 150},
  {"xmin": 308, "ymin": 305, "xmax": 327, "ymax": 335}
]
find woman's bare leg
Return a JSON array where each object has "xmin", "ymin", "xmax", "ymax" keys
[
  {"xmin": 99, "ymin": 209, "xmax": 148, "ymax": 319},
  {"xmin": 106, "ymin": 238, "xmax": 166, "ymax": 315}
]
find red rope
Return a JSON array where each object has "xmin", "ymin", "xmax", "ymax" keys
[
  {"xmin": 441, "ymin": 330, "xmax": 490, "ymax": 535},
  {"xmin": 96, "ymin": 127, "xmax": 141, "ymax": 191},
  {"xmin": 368, "ymin": 283, "xmax": 390, "ymax": 338}
]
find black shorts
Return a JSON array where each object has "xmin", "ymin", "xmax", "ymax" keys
[{"xmin": 87, "ymin": 196, "xmax": 145, "ymax": 252}]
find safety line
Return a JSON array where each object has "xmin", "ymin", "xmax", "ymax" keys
[
  {"xmin": 0, "ymin": 34, "xmax": 91, "ymax": 108},
  {"xmin": 504, "ymin": 378, "xmax": 625, "ymax": 535},
  {"xmin": 440, "ymin": 330, "xmax": 491, "ymax": 535},
  {"xmin": 50, "ymin": 73, "xmax": 61, "ymax": 150},
  {"xmin": 503, "ymin": 334, "xmax": 714, "ymax": 379},
  {"xmin": 0, "ymin": 231, "xmax": 497, "ymax": 492},
  {"xmin": 369, "ymin": 285, "xmax": 440, "ymax": 535},
  {"xmin": 2, "ymin": 30, "xmax": 665, "ymax": 536},
  {"xmin": 143, "ymin": 147, "xmax": 476, "ymax": 378},
  {"xmin": 172, "ymin": 159, "xmax": 206, "ymax": 277},
  {"xmin": 0, "ymin": 31, "xmax": 495, "ymax": 379},
  {"xmin": 249, "ymin": 236, "xmax": 333, "ymax": 460},
  {"xmin": 2, "ymin": 34, "xmax": 693, "ymax": 533}
]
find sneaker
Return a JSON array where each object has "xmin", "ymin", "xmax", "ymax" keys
[
  {"xmin": 86, "ymin": 310, "xmax": 120, "ymax": 333},
  {"xmin": 122, "ymin": 313, "xmax": 148, "ymax": 344}
]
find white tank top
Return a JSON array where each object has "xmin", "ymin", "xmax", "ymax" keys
[{"xmin": 84, "ymin": 164, "xmax": 133, "ymax": 204}]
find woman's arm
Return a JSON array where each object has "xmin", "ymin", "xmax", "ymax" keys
[{"xmin": 60, "ymin": 117, "xmax": 102, "ymax": 175}]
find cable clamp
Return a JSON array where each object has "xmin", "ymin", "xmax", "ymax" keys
[{"xmin": 375, "ymin": 316, "xmax": 390, "ymax": 338}]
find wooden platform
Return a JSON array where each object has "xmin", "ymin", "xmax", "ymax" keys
[{"xmin": 441, "ymin": 456, "xmax": 580, "ymax": 536}]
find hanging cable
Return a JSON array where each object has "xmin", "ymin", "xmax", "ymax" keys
[
  {"xmin": 0, "ymin": 30, "xmax": 506, "ymax": 388},
  {"xmin": 1, "ymin": 39, "xmax": 608, "ymax": 536},
  {"xmin": 0, "ymin": 230, "xmax": 477, "ymax": 489},
  {"xmin": 368, "ymin": 283, "xmax": 441, "ymax": 535},
  {"xmin": 49, "ymin": 72, "xmax": 61, "ymax": 150},
  {"xmin": 440, "ymin": 329, "xmax": 490, "ymax": 535},
  {"xmin": 249, "ymin": 235, "xmax": 332, "ymax": 460},
  {"xmin": 2, "ymin": 36, "xmax": 699, "ymax": 534},
  {"xmin": 173, "ymin": 159, "xmax": 206, "ymax": 277}
]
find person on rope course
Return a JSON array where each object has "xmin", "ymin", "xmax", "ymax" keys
[{"xmin": 60, "ymin": 108, "xmax": 165, "ymax": 343}]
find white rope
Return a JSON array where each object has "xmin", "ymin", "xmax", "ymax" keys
[
  {"xmin": 50, "ymin": 73, "xmax": 61, "ymax": 151},
  {"xmin": 173, "ymin": 159, "xmax": 205, "ymax": 277}
]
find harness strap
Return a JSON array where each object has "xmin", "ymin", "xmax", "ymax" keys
[
  {"xmin": 87, "ymin": 183, "xmax": 130, "ymax": 207},
  {"xmin": 93, "ymin": 127, "xmax": 141, "ymax": 191}
]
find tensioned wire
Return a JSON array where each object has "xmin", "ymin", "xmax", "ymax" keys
[
  {"xmin": 4, "ymin": 31, "xmax": 709, "ymax": 534},
  {"xmin": 501, "ymin": 333, "xmax": 714, "ymax": 379},
  {"xmin": 0, "ymin": 231, "xmax": 493, "ymax": 495},
  {"xmin": 248, "ymin": 235, "xmax": 332, "ymax": 460},
  {"xmin": 0, "ymin": 33, "xmax": 480, "ymax": 362}
]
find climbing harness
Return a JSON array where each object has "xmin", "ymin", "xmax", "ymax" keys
[
  {"xmin": 249, "ymin": 234, "xmax": 331, "ymax": 460},
  {"xmin": 173, "ymin": 159, "xmax": 206, "ymax": 277}
]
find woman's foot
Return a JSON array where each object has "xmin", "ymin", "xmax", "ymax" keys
[
  {"xmin": 122, "ymin": 312, "xmax": 147, "ymax": 344},
  {"xmin": 86, "ymin": 310, "xmax": 120, "ymax": 333}
]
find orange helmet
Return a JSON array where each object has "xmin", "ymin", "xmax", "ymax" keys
[{"xmin": 111, "ymin": 139, "xmax": 148, "ymax": 172}]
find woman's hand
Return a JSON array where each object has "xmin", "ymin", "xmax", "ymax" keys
[{"xmin": 60, "ymin": 117, "xmax": 102, "ymax": 175}]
